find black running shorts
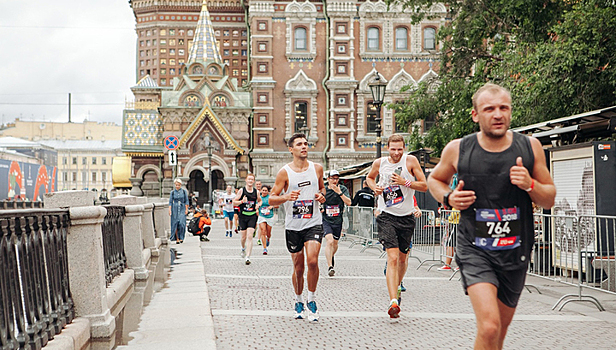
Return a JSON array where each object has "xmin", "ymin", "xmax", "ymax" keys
[
  {"xmin": 323, "ymin": 220, "xmax": 343, "ymax": 240},
  {"xmin": 285, "ymin": 225, "xmax": 324, "ymax": 253},
  {"xmin": 456, "ymin": 253, "xmax": 528, "ymax": 308},
  {"xmin": 376, "ymin": 211, "xmax": 415, "ymax": 253},
  {"xmin": 238, "ymin": 214, "xmax": 257, "ymax": 231}
]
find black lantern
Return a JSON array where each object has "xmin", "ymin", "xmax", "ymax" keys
[{"xmin": 368, "ymin": 71, "xmax": 387, "ymax": 158}]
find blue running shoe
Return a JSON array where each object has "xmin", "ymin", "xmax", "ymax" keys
[
  {"xmin": 266, "ymin": 239, "xmax": 270, "ymax": 247},
  {"xmin": 307, "ymin": 301, "xmax": 319, "ymax": 322},
  {"xmin": 294, "ymin": 302, "xmax": 305, "ymax": 319},
  {"xmin": 400, "ymin": 281, "xmax": 407, "ymax": 292}
]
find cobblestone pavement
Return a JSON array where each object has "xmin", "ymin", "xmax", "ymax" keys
[{"xmin": 201, "ymin": 218, "xmax": 616, "ymax": 350}]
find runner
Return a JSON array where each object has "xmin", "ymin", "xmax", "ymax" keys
[
  {"xmin": 255, "ymin": 179, "xmax": 262, "ymax": 242},
  {"xmin": 233, "ymin": 173, "xmax": 262, "ymax": 265},
  {"xmin": 219, "ymin": 185, "xmax": 236, "ymax": 237},
  {"xmin": 269, "ymin": 133, "xmax": 326, "ymax": 322},
  {"xmin": 257, "ymin": 185, "xmax": 275, "ymax": 255},
  {"xmin": 233, "ymin": 188, "xmax": 240, "ymax": 236},
  {"xmin": 321, "ymin": 169, "xmax": 351, "ymax": 277},
  {"xmin": 365, "ymin": 134, "xmax": 427, "ymax": 319},
  {"xmin": 428, "ymin": 83, "xmax": 555, "ymax": 348}
]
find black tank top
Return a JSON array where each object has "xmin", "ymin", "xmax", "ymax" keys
[
  {"xmin": 239, "ymin": 187, "xmax": 258, "ymax": 216},
  {"xmin": 457, "ymin": 132, "xmax": 535, "ymax": 270}
]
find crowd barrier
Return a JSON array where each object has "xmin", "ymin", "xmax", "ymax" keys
[{"xmin": 408, "ymin": 209, "xmax": 440, "ymax": 266}]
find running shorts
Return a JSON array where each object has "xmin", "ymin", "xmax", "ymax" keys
[
  {"xmin": 456, "ymin": 253, "xmax": 528, "ymax": 308},
  {"xmin": 323, "ymin": 220, "xmax": 343, "ymax": 240},
  {"xmin": 223, "ymin": 210, "xmax": 235, "ymax": 221},
  {"xmin": 238, "ymin": 214, "xmax": 258, "ymax": 231},
  {"xmin": 376, "ymin": 211, "xmax": 415, "ymax": 253},
  {"xmin": 257, "ymin": 215, "xmax": 275, "ymax": 227},
  {"xmin": 285, "ymin": 225, "xmax": 323, "ymax": 253}
]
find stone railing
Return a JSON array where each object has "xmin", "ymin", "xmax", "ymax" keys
[{"xmin": 3, "ymin": 190, "xmax": 173, "ymax": 350}]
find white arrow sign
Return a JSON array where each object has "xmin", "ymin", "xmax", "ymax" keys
[{"xmin": 168, "ymin": 150, "xmax": 177, "ymax": 166}]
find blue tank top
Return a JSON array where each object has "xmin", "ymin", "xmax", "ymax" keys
[{"xmin": 259, "ymin": 194, "xmax": 274, "ymax": 218}]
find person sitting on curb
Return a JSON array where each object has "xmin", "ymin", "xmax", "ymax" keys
[{"xmin": 194, "ymin": 208, "xmax": 212, "ymax": 242}]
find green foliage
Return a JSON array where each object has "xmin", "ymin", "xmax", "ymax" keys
[{"xmin": 390, "ymin": 0, "xmax": 616, "ymax": 156}]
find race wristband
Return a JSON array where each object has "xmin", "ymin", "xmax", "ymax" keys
[
  {"xmin": 525, "ymin": 179, "xmax": 535, "ymax": 192},
  {"xmin": 404, "ymin": 180, "xmax": 413, "ymax": 188}
]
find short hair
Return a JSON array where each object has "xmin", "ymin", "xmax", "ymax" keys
[
  {"xmin": 288, "ymin": 133, "xmax": 307, "ymax": 147},
  {"xmin": 174, "ymin": 178, "xmax": 182, "ymax": 185},
  {"xmin": 246, "ymin": 173, "xmax": 255, "ymax": 179},
  {"xmin": 387, "ymin": 134, "xmax": 405, "ymax": 147},
  {"xmin": 472, "ymin": 83, "xmax": 511, "ymax": 110}
]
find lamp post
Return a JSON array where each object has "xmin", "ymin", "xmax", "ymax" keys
[
  {"xmin": 369, "ymin": 70, "xmax": 387, "ymax": 158},
  {"xmin": 205, "ymin": 137, "xmax": 214, "ymax": 215}
]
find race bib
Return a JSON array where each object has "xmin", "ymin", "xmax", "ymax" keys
[
  {"xmin": 243, "ymin": 201, "xmax": 255, "ymax": 212},
  {"xmin": 474, "ymin": 207, "xmax": 521, "ymax": 250},
  {"xmin": 260, "ymin": 207, "xmax": 271, "ymax": 216},
  {"xmin": 383, "ymin": 185, "xmax": 404, "ymax": 207},
  {"xmin": 292, "ymin": 200, "xmax": 314, "ymax": 219},
  {"xmin": 325, "ymin": 205, "xmax": 340, "ymax": 217}
]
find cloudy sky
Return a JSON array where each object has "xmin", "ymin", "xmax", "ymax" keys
[{"xmin": 0, "ymin": 0, "xmax": 136, "ymax": 126}]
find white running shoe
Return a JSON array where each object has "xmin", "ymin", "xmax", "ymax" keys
[{"xmin": 306, "ymin": 301, "xmax": 319, "ymax": 322}]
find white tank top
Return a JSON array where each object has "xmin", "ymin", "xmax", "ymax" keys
[
  {"xmin": 377, "ymin": 154, "xmax": 416, "ymax": 216},
  {"xmin": 283, "ymin": 161, "xmax": 323, "ymax": 231}
]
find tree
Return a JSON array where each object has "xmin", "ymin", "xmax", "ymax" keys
[{"xmin": 390, "ymin": 0, "xmax": 616, "ymax": 155}]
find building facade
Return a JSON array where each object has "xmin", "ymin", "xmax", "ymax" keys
[
  {"xmin": 0, "ymin": 119, "xmax": 122, "ymax": 141},
  {"xmin": 124, "ymin": 0, "xmax": 446, "ymax": 200}
]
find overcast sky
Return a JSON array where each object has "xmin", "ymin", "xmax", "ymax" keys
[{"xmin": 0, "ymin": 0, "xmax": 136, "ymax": 126}]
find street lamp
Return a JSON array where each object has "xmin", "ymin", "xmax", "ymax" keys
[
  {"xmin": 369, "ymin": 70, "xmax": 387, "ymax": 158},
  {"xmin": 205, "ymin": 137, "xmax": 214, "ymax": 215}
]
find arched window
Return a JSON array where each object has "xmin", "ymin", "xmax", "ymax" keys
[
  {"xmin": 295, "ymin": 27, "xmax": 307, "ymax": 51},
  {"xmin": 294, "ymin": 102, "xmax": 309, "ymax": 134},
  {"xmin": 424, "ymin": 27, "xmax": 436, "ymax": 50},
  {"xmin": 367, "ymin": 27, "xmax": 380, "ymax": 51},
  {"xmin": 395, "ymin": 27, "xmax": 408, "ymax": 50}
]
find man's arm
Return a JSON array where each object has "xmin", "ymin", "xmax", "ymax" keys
[
  {"xmin": 428, "ymin": 139, "xmax": 476, "ymax": 211},
  {"xmin": 314, "ymin": 163, "xmax": 326, "ymax": 203},
  {"xmin": 510, "ymin": 137, "xmax": 556, "ymax": 209},
  {"xmin": 339, "ymin": 185, "xmax": 352, "ymax": 206},
  {"xmin": 405, "ymin": 154, "xmax": 428, "ymax": 192},
  {"xmin": 269, "ymin": 168, "xmax": 291, "ymax": 206},
  {"xmin": 232, "ymin": 188, "xmax": 244, "ymax": 206},
  {"xmin": 365, "ymin": 159, "xmax": 383, "ymax": 196}
]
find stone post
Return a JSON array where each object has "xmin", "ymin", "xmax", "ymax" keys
[{"xmin": 129, "ymin": 178, "xmax": 144, "ymax": 196}]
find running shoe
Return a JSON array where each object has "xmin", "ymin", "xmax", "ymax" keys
[
  {"xmin": 257, "ymin": 239, "xmax": 262, "ymax": 245},
  {"xmin": 307, "ymin": 301, "xmax": 319, "ymax": 322},
  {"xmin": 397, "ymin": 285, "xmax": 402, "ymax": 305},
  {"xmin": 245, "ymin": 258, "xmax": 251, "ymax": 265},
  {"xmin": 266, "ymin": 239, "xmax": 270, "ymax": 247},
  {"xmin": 328, "ymin": 266, "xmax": 335, "ymax": 277},
  {"xmin": 241, "ymin": 249, "xmax": 246, "ymax": 258},
  {"xmin": 225, "ymin": 231, "xmax": 229, "ymax": 237},
  {"xmin": 263, "ymin": 249, "xmax": 268, "ymax": 255},
  {"xmin": 294, "ymin": 302, "xmax": 305, "ymax": 319},
  {"xmin": 437, "ymin": 265, "xmax": 452, "ymax": 271},
  {"xmin": 383, "ymin": 261, "xmax": 387, "ymax": 276},
  {"xmin": 388, "ymin": 300, "xmax": 400, "ymax": 318},
  {"xmin": 204, "ymin": 237, "xmax": 210, "ymax": 242},
  {"xmin": 400, "ymin": 281, "xmax": 407, "ymax": 292},
  {"xmin": 229, "ymin": 231, "xmax": 233, "ymax": 238}
]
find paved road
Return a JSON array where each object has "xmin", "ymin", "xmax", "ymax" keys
[{"xmin": 120, "ymin": 218, "xmax": 616, "ymax": 349}]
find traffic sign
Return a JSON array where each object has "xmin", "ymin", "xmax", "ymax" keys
[
  {"xmin": 164, "ymin": 135, "xmax": 179, "ymax": 150},
  {"xmin": 168, "ymin": 150, "xmax": 177, "ymax": 166}
]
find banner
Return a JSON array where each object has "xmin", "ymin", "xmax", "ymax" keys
[{"xmin": 0, "ymin": 159, "xmax": 57, "ymax": 202}]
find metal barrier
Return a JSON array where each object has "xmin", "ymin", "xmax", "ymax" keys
[
  {"xmin": 411, "ymin": 209, "xmax": 442, "ymax": 268},
  {"xmin": 425, "ymin": 209, "xmax": 460, "ymax": 280},
  {"xmin": 101, "ymin": 206, "xmax": 127, "ymax": 287},
  {"xmin": 343, "ymin": 206, "xmax": 381, "ymax": 253},
  {"xmin": 0, "ymin": 209, "xmax": 75, "ymax": 349}
]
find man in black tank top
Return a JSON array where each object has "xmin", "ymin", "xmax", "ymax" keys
[
  {"xmin": 428, "ymin": 83, "xmax": 556, "ymax": 349},
  {"xmin": 233, "ymin": 173, "xmax": 261, "ymax": 265}
]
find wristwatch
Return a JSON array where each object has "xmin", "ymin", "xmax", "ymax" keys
[{"xmin": 443, "ymin": 191, "xmax": 453, "ymax": 208}]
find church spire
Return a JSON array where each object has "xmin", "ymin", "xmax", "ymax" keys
[{"xmin": 188, "ymin": 0, "xmax": 222, "ymax": 64}]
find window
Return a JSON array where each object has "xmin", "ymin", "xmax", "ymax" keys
[
  {"xmin": 336, "ymin": 114, "xmax": 347, "ymax": 126},
  {"xmin": 294, "ymin": 102, "xmax": 308, "ymax": 133},
  {"xmin": 366, "ymin": 102, "xmax": 380, "ymax": 133},
  {"xmin": 295, "ymin": 27, "xmax": 307, "ymax": 51},
  {"xmin": 92, "ymin": 172, "xmax": 97, "ymax": 182},
  {"xmin": 82, "ymin": 157, "xmax": 87, "ymax": 165},
  {"xmin": 257, "ymin": 134, "xmax": 269, "ymax": 145},
  {"xmin": 396, "ymin": 27, "xmax": 408, "ymax": 50},
  {"xmin": 102, "ymin": 172, "xmax": 107, "ymax": 182},
  {"xmin": 62, "ymin": 157, "xmax": 67, "ymax": 165},
  {"xmin": 367, "ymin": 27, "xmax": 380, "ymax": 51},
  {"xmin": 72, "ymin": 157, "xmax": 77, "ymax": 165},
  {"xmin": 63, "ymin": 172, "xmax": 68, "ymax": 182},
  {"xmin": 424, "ymin": 27, "xmax": 436, "ymax": 50},
  {"xmin": 72, "ymin": 172, "xmax": 77, "ymax": 182},
  {"xmin": 82, "ymin": 171, "xmax": 87, "ymax": 183},
  {"xmin": 102, "ymin": 157, "xmax": 107, "ymax": 165},
  {"xmin": 257, "ymin": 114, "xmax": 268, "ymax": 124},
  {"xmin": 91, "ymin": 157, "xmax": 97, "ymax": 165},
  {"xmin": 424, "ymin": 114, "xmax": 435, "ymax": 132}
]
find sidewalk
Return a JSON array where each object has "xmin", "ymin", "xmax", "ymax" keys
[{"xmin": 119, "ymin": 218, "xmax": 616, "ymax": 349}]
